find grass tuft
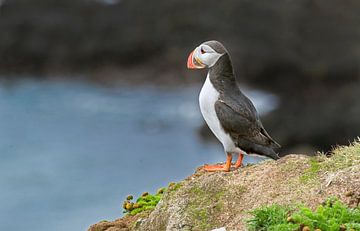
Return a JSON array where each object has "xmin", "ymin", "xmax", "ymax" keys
[
  {"xmin": 247, "ymin": 204, "xmax": 294, "ymax": 231},
  {"xmin": 247, "ymin": 198, "xmax": 360, "ymax": 231},
  {"xmin": 318, "ymin": 138, "xmax": 360, "ymax": 172},
  {"xmin": 122, "ymin": 187, "xmax": 167, "ymax": 216},
  {"xmin": 300, "ymin": 139, "xmax": 360, "ymax": 183},
  {"xmin": 291, "ymin": 198, "xmax": 360, "ymax": 231}
]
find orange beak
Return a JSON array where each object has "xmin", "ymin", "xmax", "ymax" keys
[{"xmin": 187, "ymin": 50, "xmax": 205, "ymax": 69}]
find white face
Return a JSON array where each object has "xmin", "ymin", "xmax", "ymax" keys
[{"xmin": 193, "ymin": 44, "xmax": 224, "ymax": 68}]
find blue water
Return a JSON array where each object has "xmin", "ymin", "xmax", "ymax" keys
[{"xmin": 0, "ymin": 79, "xmax": 277, "ymax": 231}]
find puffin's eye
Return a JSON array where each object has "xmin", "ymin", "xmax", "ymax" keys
[{"xmin": 200, "ymin": 48, "xmax": 205, "ymax": 54}]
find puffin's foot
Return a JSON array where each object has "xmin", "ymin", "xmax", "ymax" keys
[
  {"xmin": 203, "ymin": 164, "xmax": 230, "ymax": 172},
  {"xmin": 234, "ymin": 153, "xmax": 244, "ymax": 169},
  {"xmin": 203, "ymin": 153, "xmax": 232, "ymax": 172}
]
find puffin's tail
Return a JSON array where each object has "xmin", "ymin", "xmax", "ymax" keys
[
  {"xmin": 238, "ymin": 139, "xmax": 280, "ymax": 160},
  {"xmin": 269, "ymin": 139, "xmax": 281, "ymax": 149},
  {"xmin": 255, "ymin": 145, "xmax": 280, "ymax": 160},
  {"xmin": 260, "ymin": 127, "xmax": 281, "ymax": 149}
]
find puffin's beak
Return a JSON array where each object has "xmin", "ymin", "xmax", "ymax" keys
[{"xmin": 187, "ymin": 50, "xmax": 205, "ymax": 69}]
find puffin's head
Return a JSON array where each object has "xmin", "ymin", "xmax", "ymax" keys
[{"xmin": 187, "ymin": 40, "xmax": 227, "ymax": 69}]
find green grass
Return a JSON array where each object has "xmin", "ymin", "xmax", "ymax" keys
[
  {"xmin": 300, "ymin": 158, "xmax": 321, "ymax": 183},
  {"xmin": 122, "ymin": 182, "xmax": 184, "ymax": 216},
  {"xmin": 122, "ymin": 187, "xmax": 166, "ymax": 216},
  {"xmin": 247, "ymin": 204, "xmax": 295, "ymax": 231},
  {"xmin": 300, "ymin": 139, "xmax": 360, "ymax": 183},
  {"xmin": 250, "ymin": 139, "xmax": 360, "ymax": 231},
  {"xmin": 292, "ymin": 198, "xmax": 360, "ymax": 231},
  {"xmin": 319, "ymin": 139, "xmax": 360, "ymax": 172},
  {"xmin": 247, "ymin": 198, "xmax": 360, "ymax": 231}
]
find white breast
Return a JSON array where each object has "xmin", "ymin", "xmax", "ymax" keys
[{"xmin": 199, "ymin": 74, "xmax": 240, "ymax": 154}]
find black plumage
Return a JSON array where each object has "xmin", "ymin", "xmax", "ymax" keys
[{"xmin": 205, "ymin": 41, "xmax": 281, "ymax": 159}]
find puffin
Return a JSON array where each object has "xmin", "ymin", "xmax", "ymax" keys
[{"xmin": 187, "ymin": 40, "xmax": 280, "ymax": 172}]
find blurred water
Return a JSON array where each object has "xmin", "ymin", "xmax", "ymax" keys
[{"xmin": 0, "ymin": 79, "xmax": 278, "ymax": 231}]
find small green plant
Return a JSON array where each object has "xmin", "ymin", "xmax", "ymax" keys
[
  {"xmin": 247, "ymin": 204, "xmax": 295, "ymax": 231},
  {"xmin": 292, "ymin": 198, "xmax": 360, "ymax": 231},
  {"xmin": 247, "ymin": 198, "xmax": 360, "ymax": 231},
  {"xmin": 122, "ymin": 187, "xmax": 166, "ymax": 216}
]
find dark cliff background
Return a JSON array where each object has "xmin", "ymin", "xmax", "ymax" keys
[{"xmin": 1, "ymin": 0, "xmax": 360, "ymax": 152}]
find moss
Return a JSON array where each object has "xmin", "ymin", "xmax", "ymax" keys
[
  {"xmin": 187, "ymin": 202, "xmax": 213, "ymax": 230},
  {"xmin": 188, "ymin": 185, "xmax": 201, "ymax": 194},
  {"xmin": 300, "ymin": 158, "xmax": 321, "ymax": 183},
  {"xmin": 214, "ymin": 201, "xmax": 224, "ymax": 212},
  {"xmin": 193, "ymin": 208, "xmax": 212, "ymax": 230},
  {"xmin": 280, "ymin": 161, "xmax": 298, "ymax": 172},
  {"xmin": 123, "ymin": 187, "xmax": 167, "ymax": 216},
  {"xmin": 168, "ymin": 182, "xmax": 183, "ymax": 192},
  {"xmin": 214, "ymin": 191, "xmax": 225, "ymax": 201},
  {"xmin": 237, "ymin": 185, "xmax": 247, "ymax": 194},
  {"xmin": 186, "ymin": 188, "xmax": 213, "ymax": 228},
  {"xmin": 182, "ymin": 184, "xmax": 231, "ymax": 230}
]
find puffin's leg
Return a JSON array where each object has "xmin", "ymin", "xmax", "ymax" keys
[
  {"xmin": 233, "ymin": 152, "xmax": 244, "ymax": 169},
  {"xmin": 203, "ymin": 153, "xmax": 232, "ymax": 172}
]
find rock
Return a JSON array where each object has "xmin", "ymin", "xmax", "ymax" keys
[
  {"xmin": 345, "ymin": 191, "xmax": 354, "ymax": 197},
  {"xmin": 141, "ymin": 192, "xmax": 149, "ymax": 197},
  {"xmin": 89, "ymin": 152, "xmax": 360, "ymax": 231},
  {"xmin": 340, "ymin": 224, "xmax": 346, "ymax": 231},
  {"xmin": 88, "ymin": 220, "xmax": 128, "ymax": 231},
  {"xmin": 287, "ymin": 217, "xmax": 293, "ymax": 223},
  {"xmin": 211, "ymin": 228, "xmax": 226, "ymax": 231}
]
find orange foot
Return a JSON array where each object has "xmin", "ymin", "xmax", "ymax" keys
[
  {"xmin": 203, "ymin": 152, "xmax": 245, "ymax": 172},
  {"xmin": 203, "ymin": 153, "xmax": 232, "ymax": 172},
  {"xmin": 203, "ymin": 164, "xmax": 230, "ymax": 172},
  {"xmin": 234, "ymin": 153, "xmax": 244, "ymax": 169}
]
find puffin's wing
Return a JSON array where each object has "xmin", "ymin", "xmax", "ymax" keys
[
  {"xmin": 214, "ymin": 100, "xmax": 280, "ymax": 148},
  {"xmin": 214, "ymin": 100, "xmax": 255, "ymax": 136}
]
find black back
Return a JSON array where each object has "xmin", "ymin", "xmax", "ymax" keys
[{"xmin": 208, "ymin": 51, "xmax": 280, "ymax": 159}]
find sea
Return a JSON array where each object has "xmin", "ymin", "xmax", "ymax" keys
[{"xmin": 0, "ymin": 79, "xmax": 278, "ymax": 231}]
